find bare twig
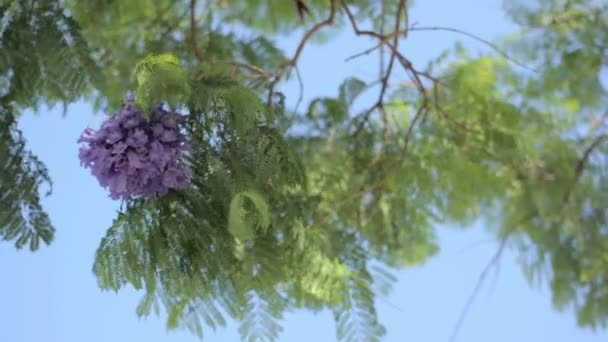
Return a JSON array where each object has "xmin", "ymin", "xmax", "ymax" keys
[
  {"xmin": 351, "ymin": 102, "xmax": 381, "ymax": 137},
  {"xmin": 448, "ymin": 211, "xmax": 536, "ymax": 342},
  {"xmin": 283, "ymin": 0, "xmax": 337, "ymax": 69},
  {"xmin": 378, "ymin": 0, "xmax": 407, "ymax": 104},
  {"xmin": 379, "ymin": 0, "xmax": 387, "ymax": 79},
  {"xmin": 345, "ymin": 43, "xmax": 382, "ymax": 62},
  {"xmin": 586, "ymin": 111, "xmax": 608, "ymax": 137},
  {"xmin": 294, "ymin": 0, "xmax": 311, "ymax": 20},
  {"xmin": 294, "ymin": 65, "xmax": 305, "ymax": 114},
  {"xmin": 373, "ymin": 0, "xmax": 407, "ymax": 154},
  {"xmin": 229, "ymin": 62, "xmax": 271, "ymax": 78},
  {"xmin": 267, "ymin": 0, "xmax": 337, "ymax": 114},
  {"xmin": 561, "ymin": 134, "xmax": 608, "ymax": 206},
  {"xmin": 407, "ymin": 25, "xmax": 537, "ymax": 72},
  {"xmin": 448, "ymin": 235, "xmax": 509, "ymax": 342},
  {"xmin": 190, "ymin": 0, "xmax": 204, "ymax": 61},
  {"xmin": 319, "ymin": 0, "xmax": 436, "ymax": 227},
  {"xmin": 456, "ymin": 238, "xmax": 497, "ymax": 254},
  {"xmin": 574, "ymin": 135, "xmax": 607, "ymax": 183}
]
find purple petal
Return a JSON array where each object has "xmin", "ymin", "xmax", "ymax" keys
[{"xmin": 78, "ymin": 94, "xmax": 192, "ymax": 200}]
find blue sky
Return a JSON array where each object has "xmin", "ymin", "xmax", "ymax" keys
[{"xmin": 1, "ymin": 1, "xmax": 606, "ymax": 341}]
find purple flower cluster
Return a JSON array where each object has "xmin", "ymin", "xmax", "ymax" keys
[{"xmin": 78, "ymin": 96, "xmax": 192, "ymax": 200}]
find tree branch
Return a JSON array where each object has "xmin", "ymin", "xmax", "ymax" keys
[
  {"xmin": 448, "ymin": 234, "xmax": 509, "ymax": 342},
  {"xmin": 325, "ymin": 0, "xmax": 436, "ymax": 225},
  {"xmin": 378, "ymin": 0, "xmax": 407, "ymax": 104},
  {"xmin": 561, "ymin": 134, "xmax": 608, "ymax": 206},
  {"xmin": 345, "ymin": 42, "xmax": 382, "ymax": 62},
  {"xmin": 407, "ymin": 25, "xmax": 537, "ymax": 72},
  {"xmin": 448, "ymin": 210, "xmax": 536, "ymax": 342},
  {"xmin": 190, "ymin": 0, "xmax": 204, "ymax": 61},
  {"xmin": 267, "ymin": 0, "xmax": 337, "ymax": 114}
]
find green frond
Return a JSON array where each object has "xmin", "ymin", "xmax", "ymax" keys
[
  {"xmin": 370, "ymin": 263, "xmax": 398, "ymax": 297},
  {"xmin": 238, "ymin": 291, "xmax": 284, "ymax": 342},
  {"xmin": 333, "ymin": 265, "xmax": 386, "ymax": 342},
  {"xmin": 222, "ymin": 85, "xmax": 267, "ymax": 132},
  {"xmin": 0, "ymin": 104, "xmax": 54, "ymax": 251},
  {"xmin": 134, "ymin": 53, "xmax": 190, "ymax": 113},
  {"xmin": 5, "ymin": 0, "xmax": 607, "ymax": 337},
  {"xmin": 228, "ymin": 190, "xmax": 271, "ymax": 241},
  {"xmin": 237, "ymin": 36, "xmax": 287, "ymax": 74},
  {"xmin": 338, "ymin": 77, "xmax": 367, "ymax": 107},
  {"xmin": 296, "ymin": 247, "xmax": 349, "ymax": 306},
  {"xmin": 0, "ymin": 0, "xmax": 102, "ymax": 110}
]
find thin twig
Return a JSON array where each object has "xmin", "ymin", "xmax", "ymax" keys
[
  {"xmin": 190, "ymin": 0, "xmax": 204, "ymax": 61},
  {"xmin": 267, "ymin": 0, "xmax": 337, "ymax": 114},
  {"xmin": 586, "ymin": 111, "xmax": 608, "ymax": 137},
  {"xmin": 456, "ymin": 239, "xmax": 497, "ymax": 254},
  {"xmin": 448, "ymin": 211, "xmax": 536, "ymax": 342},
  {"xmin": 229, "ymin": 62, "xmax": 271, "ymax": 78},
  {"xmin": 345, "ymin": 43, "xmax": 382, "ymax": 62},
  {"xmin": 294, "ymin": 65, "xmax": 305, "ymax": 114},
  {"xmin": 448, "ymin": 235, "xmax": 509, "ymax": 342},
  {"xmin": 407, "ymin": 25, "xmax": 537, "ymax": 72},
  {"xmin": 377, "ymin": 0, "xmax": 406, "ymax": 106},
  {"xmin": 561, "ymin": 134, "xmax": 608, "ymax": 206},
  {"xmin": 378, "ymin": 0, "xmax": 406, "ymax": 158},
  {"xmin": 326, "ymin": 0, "xmax": 434, "ymax": 225},
  {"xmin": 379, "ymin": 0, "xmax": 387, "ymax": 78}
]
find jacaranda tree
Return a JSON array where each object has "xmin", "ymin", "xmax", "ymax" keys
[{"xmin": 1, "ymin": 0, "xmax": 607, "ymax": 340}]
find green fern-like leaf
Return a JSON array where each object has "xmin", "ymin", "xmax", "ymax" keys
[
  {"xmin": 0, "ymin": 1, "xmax": 101, "ymax": 110},
  {"xmin": 0, "ymin": 104, "xmax": 54, "ymax": 251},
  {"xmin": 228, "ymin": 190, "xmax": 271, "ymax": 241},
  {"xmin": 238, "ymin": 291, "xmax": 284, "ymax": 342},
  {"xmin": 223, "ymin": 85, "xmax": 267, "ymax": 130},
  {"xmin": 333, "ymin": 271, "xmax": 386, "ymax": 342},
  {"xmin": 134, "ymin": 53, "xmax": 190, "ymax": 113}
]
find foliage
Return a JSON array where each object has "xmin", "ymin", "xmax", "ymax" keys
[
  {"xmin": 2, "ymin": 0, "xmax": 608, "ymax": 340},
  {"xmin": 0, "ymin": 101, "xmax": 54, "ymax": 251},
  {"xmin": 134, "ymin": 54, "xmax": 191, "ymax": 113},
  {"xmin": 0, "ymin": 0, "xmax": 102, "ymax": 110}
]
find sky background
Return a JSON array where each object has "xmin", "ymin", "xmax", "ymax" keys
[{"xmin": 1, "ymin": 0, "xmax": 607, "ymax": 341}]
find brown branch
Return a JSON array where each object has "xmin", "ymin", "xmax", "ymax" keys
[
  {"xmin": 448, "ymin": 234, "xmax": 509, "ymax": 342},
  {"xmin": 341, "ymin": 0, "xmax": 397, "ymax": 138},
  {"xmin": 561, "ymin": 134, "xmax": 608, "ymax": 206},
  {"xmin": 372, "ymin": 0, "xmax": 407, "ymax": 155},
  {"xmin": 574, "ymin": 135, "xmax": 606, "ymax": 181},
  {"xmin": 351, "ymin": 102, "xmax": 381, "ymax": 138},
  {"xmin": 229, "ymin": 62, "xmax": 271, "ymax": 78},
  {"xmin": 190, "ymin": 0, "xmax": 204, "ymax": 61},
  {"xmin": 448, "ymin": 210, "xmax": 536, "ymax": 342},
  {"xmin": 379, "ymin": 0, "xmax": 387, "ymax": 77},
  {"xmin": 294, "ymin": 65, "xmax": 305, "ymax": 114},
  {"xmin": 378, "ymin": 0, "xmax": 407, "ymax": 104},
  {"xmin": 345, "ymin": 43, "xmax": 383, "ymax": 62},
  {"xmin": 337, "ymin": 0, "xmax": 435, "ymax": 214},
  {"xmin": 283, "ymin": 0, "xmax": 337, "ymax": 69},
  {"xmin": 267, "ymin": 0, "xmax": 337, "ymax": 114},
  {"xmin": 586, "ymin": 111, "xmax": 608, "ymax": 137},
  {"xmin": 341, "ymin": 0, "xmax": 386, "ymax": 40},
  {"xmin": 407, "ymin": 25, "xmax": 537, "ymax": 72},
  {"xmin": 294, "ymin": 0, "xmax": 311, "ymax": 20}
]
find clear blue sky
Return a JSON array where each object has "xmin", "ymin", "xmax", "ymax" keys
[{"xmin": 1, "ymin": 1, "xmax": 606, "ymax": 341}]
